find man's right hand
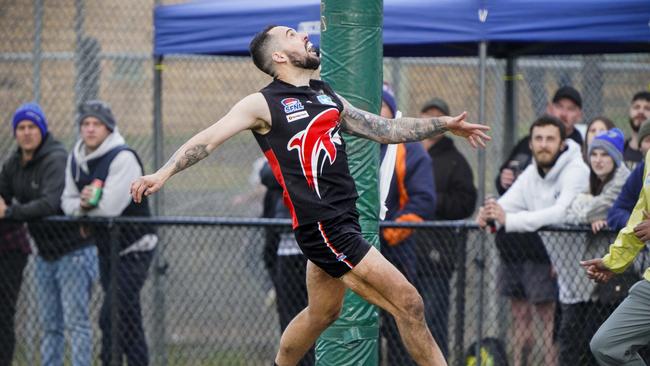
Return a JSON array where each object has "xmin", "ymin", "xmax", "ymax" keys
[
  {"xmin": 500, "ymin": 168, "xmax": 515, "ymax": 189},
  {"xmin": 131, "ymin": 173, "xmax": 165, "ymax": 203},
  {"xmin": 580, "ymin": 258, "xmax": 615, "ymax": 283}
]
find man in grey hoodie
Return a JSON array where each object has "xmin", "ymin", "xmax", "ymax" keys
[
  {"xmin": 61, "ymin": 100, "xmax": 155, "ymax": 366},
  {"xmin": 0, "ymin": 102, "xmax": 94, "ymax": 366}
]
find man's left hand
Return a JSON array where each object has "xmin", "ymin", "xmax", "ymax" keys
[
  {"xmin": 444, "ymin": 112, "xmax": 491, "ymax": 148},
  {"xmin": 484, "ymin": 199, "xmax": 506, "ymax": 226}
]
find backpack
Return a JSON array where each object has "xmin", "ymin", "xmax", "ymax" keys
[{"xmin": 466, "ymin": 337, "xmax": 509, "ymax": 366}]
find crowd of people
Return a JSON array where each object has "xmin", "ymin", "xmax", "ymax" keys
[
  {"xmin": 2, "ymin": 54, "xmax": 650, "ymax": 366},
  {"xmin": 0, "ymin": 101, "xmax": 156, "ymax": 366}
]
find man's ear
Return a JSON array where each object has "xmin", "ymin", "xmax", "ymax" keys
[{"xmin": 271, "ymin": 51, "xmax": 285, "ymax": 64}]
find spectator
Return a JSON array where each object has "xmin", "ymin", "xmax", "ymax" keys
[
  {"xmin": 581, "ymin": 146, "xmax": 650, "ymax": 365},
  {"xmin": 0, "ymin": 222, "xmax": 30, "ymax": 366},
  {"xmin": 622, "ymin": 91, "xmax": 650, "ymax": 168},
  {"xmin": 260, "ymin": 161, "xmax": 314, "ymax": 366},
  {"xmin": 491, "ymin": 87, "xmax": 583, "ymax": 366},
  {"xmin": 547, "ymin": 85, "xmax": 584, "ymax": 146},
  {"xmin": 0, "ymin": 103, "xmax": 90, "ymax": 366},
  {"xmin": 61, "ymin": 100, "xmax": 156, "ymax": 366},
  {"xmin": 477, "ymin": 115, "xmax": 590, "ymax": 366},
  {"xmin": 607, "ymin": 119, "xmax": 650, "ymax": 232},
  {"xmin": 419, "ymin": 97, "xmax": 477, "ymax": 357},
  {"xmin": 583, "ymin": 116, "xmax": 615, "ymax": 158},
  {"xmin": 563, "ymin": 128, "xmax": 630, "ymax": 365},
  {"xmin": 379, "ymin": 85, "xmax": 436, "ymax": 366}
]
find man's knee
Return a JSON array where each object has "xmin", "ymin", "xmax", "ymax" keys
[
  {"xmin": 397, "ymin": 287, "xmax": 425, "ymax": 322},
  {"xmin": 309, "ymin": 303, "xmax": 342, "ymax": 328},
  {"xmin": 590, "ymin": 330, "xmax": 618, "ymax": 364}
]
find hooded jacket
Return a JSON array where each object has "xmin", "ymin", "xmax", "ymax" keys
[
  {"xmin": 61, "ymin": 128, "xmax": 155, "ymax": 256},
  {"xmin": 0, "ymin": 134, "xmax": 81, "ymax": 260},
  {"xmin": 498, "ymin": 139, "xmax": 590, "ymax": 232}
]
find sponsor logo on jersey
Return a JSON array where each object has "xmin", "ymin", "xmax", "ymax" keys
[
  {"xmin": 281, "ymin": 98, "xmax": 305, "ymax": 113},
  {"xmin": 286, "ymin": 111, "xmax": 309, "ymax": 122},
  {"xmin": 287, "ymin": 108, "xmax": 342, "ymax": 198},
  {"xmin": 317, "ymin": 94, "xmax": 337, "ymax": 106},
  {"xmin": 336, "ymin": 253, "xmax": 348, "ymax": 262}
]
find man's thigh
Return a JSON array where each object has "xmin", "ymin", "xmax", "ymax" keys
[{"xmin": 341, "ymin": 246, "xmax": 417, "ymax": 314}]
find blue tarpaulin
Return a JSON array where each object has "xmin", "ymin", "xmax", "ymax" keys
[{"xmin": 154, "ymin": 0, "xmax": 650, "ymax": 57}]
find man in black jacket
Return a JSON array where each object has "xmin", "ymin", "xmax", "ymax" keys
[
  {"xmin": 0, "ymin": 102, "xmax": 97, "ymax": 366},
  {"xmin": 419, "ymin": 98, "xmax": 478, "ymax": 357}
]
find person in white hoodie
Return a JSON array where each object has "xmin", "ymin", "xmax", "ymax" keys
[
  {"xmin": 477, "ymin": 115, "xmax": 590, "ymax": 366},
  {"xmin": 61, "ymin": 100, "xmax": 156, "ymax": 366}
]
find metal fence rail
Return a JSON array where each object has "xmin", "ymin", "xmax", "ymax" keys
[{"xmin": 2, "ymin": 216, "xmax": 642, "ymax": 366}]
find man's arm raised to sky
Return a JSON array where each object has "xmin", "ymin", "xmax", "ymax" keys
[
  {"xmin": 130, "ymin": 93, "xmax": 270, "ymax": 203},
  {"xmin": 337, "ymin": 94, "xmax": 490, "ymax": 147}
]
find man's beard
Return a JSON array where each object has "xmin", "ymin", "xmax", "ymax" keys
[
  {"xmin": 630, "ymin": 117, "xmax": 642, "ymax": 133},
  {"xmin": 288, "ymin": 51, "xmax": 320, "ymax": 70},
  {"xmin": 534, "ymin": 149, "xmax": 561, "ymax": 169}
]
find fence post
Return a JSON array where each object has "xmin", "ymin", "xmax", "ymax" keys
[
  {"xmin": 453, "ymin": 226, "xmax": 468, "ymax": 366},
  {"xmin": 108, "ymin": 219, "xmax": 120, "ymax": 366}
]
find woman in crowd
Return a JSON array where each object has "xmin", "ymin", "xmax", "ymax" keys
[
  {"xmin": 583, "ymin": 116, "xmax": 615, "ymax": 159},
  {"xmin": 555, "ymin": 128, "xmax": 630, "ymax": 365}
]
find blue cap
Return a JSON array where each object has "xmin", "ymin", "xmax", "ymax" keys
[
  {"xmin": 12, "ymin": 102, "xmax": 48, "ymax": 138},
  {"xmin": 588, "ymin": 128, "xmax": 624, "ymax": 167}
]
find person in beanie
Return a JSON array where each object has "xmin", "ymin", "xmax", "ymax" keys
[
  {"xmin": 61, "ymin": 100, "xmax": 156, "ymax": 366},
  {"xmin": 0, "ymin": 102, "xmax": 90, "ymax": 366},
  {"xmin": 378, "ymin": 84, "xmax": 437, "ymax": 366},
  {"xmin": 562, "ymin": 128, "xmax": 630, "ymax": 365},
  {"xmin": 608, "ymin": 119, "xmax": 650, "ymax": 232}
]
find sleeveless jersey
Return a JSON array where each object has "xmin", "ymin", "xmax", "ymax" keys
[{"xmin": 254, "ymin": 79, "xmax": 358, "ymax": 228}]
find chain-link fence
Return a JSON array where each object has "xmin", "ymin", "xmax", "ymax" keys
[
  {"xmin": 2, "ymin": 217, "xmax": 645, "ymax": 365},
  {"xmin": 2, "ymin": 2, "xmax": 650, "ymax": 218}
]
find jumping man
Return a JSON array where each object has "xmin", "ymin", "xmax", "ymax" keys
[{"xmin": 130, "ymin": 25, "xmax": 490, "ymax": 366}]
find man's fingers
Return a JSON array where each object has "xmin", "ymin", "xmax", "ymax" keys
[
  {"xmin": 580, "ymin": 258, "xmax": 599, "ymax": 268},
  {"xmin": 467, "ymin": 135, "xmax": 477, "ymax": 148}
]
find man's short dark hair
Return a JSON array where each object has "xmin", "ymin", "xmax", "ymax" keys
[
  {"xmin": 249, "ymin": 25, "xmax": 278, "ymax": 77},
  {"xmin": 632, "ymin": 91, "xmax": 650, "ymax": 103},
  {"xmin": 529, "ymin": 114, "xmax": 566, "ymax": 141}
]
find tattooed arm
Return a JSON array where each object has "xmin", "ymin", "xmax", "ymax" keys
[
  {"xmin": 130, "ymin": 93, "xmax": 271, "ymax": 203},
  {"xmin": 338, "ymin": 94, "xmax": 490, "ymax": 146}
]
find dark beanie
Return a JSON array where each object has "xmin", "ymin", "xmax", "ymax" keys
[
  {"xmin": 12, "ymin": 102, "xmax": 48, "ymax": 138},
  {"xmin": 638, "ymin": 119, "xmax": 650, "ymax": 143},
  {"xmin": 77, "ymin": 100, "xmax": 115, "ymax": 131}
]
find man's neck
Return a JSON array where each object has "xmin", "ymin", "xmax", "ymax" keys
[
  {"xmin": 21, "ymin": 151, "xmax": 34, "ymax": 165},
  {"xmin": 277, "ymin": 68, "xmax": 315, "ymax": 87},
  {"xmin": 629, "ymin": 131, "xmax": 639, "ymax": 150},
  {"xmin": 84, "ymin": 145, "xmax": 97, "ymax": 155}
]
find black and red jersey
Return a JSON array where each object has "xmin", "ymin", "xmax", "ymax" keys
[{"xmin": 253, "ymin": 79, "xmax": 358, "ymax": 228}]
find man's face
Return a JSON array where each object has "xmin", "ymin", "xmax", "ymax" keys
[
  {"xmin": 15, "ymin": 120, "xmax": 42, "ymax": 154},
  {"xmin": 270, "ymin": 26, "xmax": 320, "ymax": 71},
  {"xmin": 629, "ymin": 98, "xmax": 650, "ymax": 132},
  {"xmin": 547, "ymin": 98, "xmax": 582, "ymax": 133},
  {"xmin": 529, "ymin": 124, "xmax": 564, "ymax": 169},
  {"xmin": 80, "ymin": 117, "xmax": 111, "ymax": 151}
]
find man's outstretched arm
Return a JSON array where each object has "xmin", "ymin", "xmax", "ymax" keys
[
  {"xmin": 338, "ymin": 94, "xmax": 490, "ymax": 147},
  {"xmin": 131, "ymin": 93, "xmax": 270, "ymax": 203}
]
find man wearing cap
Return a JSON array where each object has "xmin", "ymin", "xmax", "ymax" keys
[
  {"xmin": 0, "ymin": 103, "xmax": 90, "ymax": 365},
  {"xmin": 419, "ymin": 98, "xmax": 477, "ymax": 358},
  {"xmin": 61, "ymin": 100, "xmax": 156, "ymax": 365},
  {"xmin": 622, "ymin": 92, "xmax": 650, "ymax": 169},
  {"xmin": 379, "ymin": 85, "xmax": 437, "ymax": 366}
]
